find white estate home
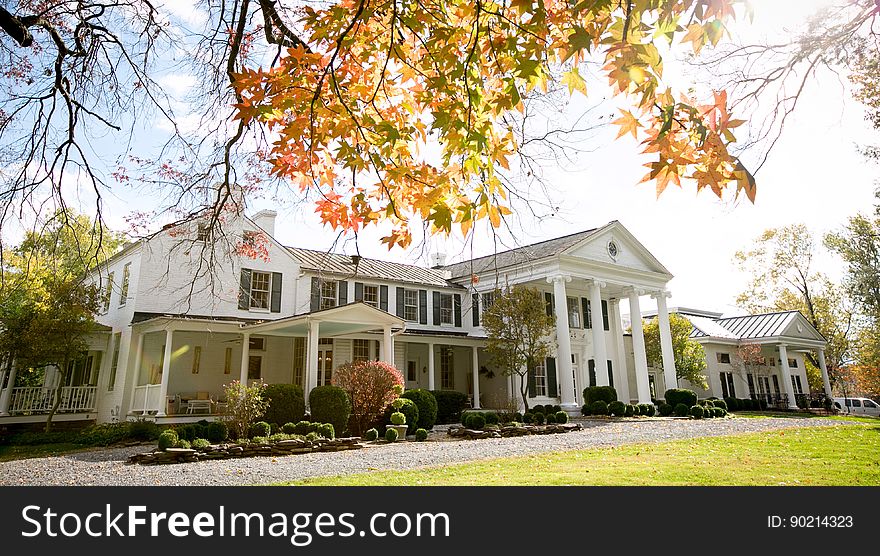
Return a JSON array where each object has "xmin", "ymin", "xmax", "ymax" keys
[{"xmin": 0, "ymin": 210, "xmax": 831, "ymax": 425}]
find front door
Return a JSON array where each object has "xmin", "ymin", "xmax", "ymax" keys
[
  {"xmin": 406, "ymin": 360, "xmax": 419, "ymax": 389},
  {"xmin": 317, "ymin": 339, "xmax": 333, "ymax": 385}
]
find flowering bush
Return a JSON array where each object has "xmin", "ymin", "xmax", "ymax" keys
[
  {"xmin": 223, "ymin": 380, "xmax": 270, "ymax": 440},
  {"xmin": 332, "ymin": 360, "xmax": 404, "ymax": 436}
]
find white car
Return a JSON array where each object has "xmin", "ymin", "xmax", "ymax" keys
[{"xmin": 833, "ymin": 397, "xmax": 880, "ymax": 417}]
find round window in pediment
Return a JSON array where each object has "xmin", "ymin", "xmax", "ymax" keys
[{"xmin": 607, "ymin": 240, "xmax": 619, "ymax": 260}]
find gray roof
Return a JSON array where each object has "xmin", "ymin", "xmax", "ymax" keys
[
  {"xmin": 442, "ymin": 228, "xmax": 600, "ymax": 279},
  {"xmin": 287, "ymin": 247, "xmax": 455, "ymax": 288},
  {"xmin": 689, "ymin": 311, "xmax": 801, "ymax": 340}
]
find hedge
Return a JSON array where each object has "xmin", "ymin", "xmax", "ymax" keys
[
  {"xmin": 673, "ymin": 403, "xmax": 690, "ymax": 417},
  {"xmin": 262, "ymin": 384, "xmax": 306, "ymax": 426},
  {"xmin": 689, "ymin": 405, "xmax": 705, "ymax": 419},
  {"xmin": 608, "ymin": 401, "xmax": 627, "ymax": 416},
  {"xmin": 401, "ymin": 389, "xmax": 438, "ymax": 430},
  {"xmin": 664, "ymin": 388, "xmax": 697, "ymax": 408},
  {"xmin": 583, "ymin": 386, "xmax": 618, "ymax": 405},
  {"xmin": 309, "ymin": 385, "xmax": 352, "ymax": 437},
  {"xmin": 430, "ymin": 390, "xmax": 470, "ymax": 424}
]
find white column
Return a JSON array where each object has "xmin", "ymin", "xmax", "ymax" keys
[
  {"xmin": 239, "ymin": 332, "xmax": 251, "ymax": 386},
  {"xmin": 588, "ymin": 279, "xmax": 609, "ymax": 386},
  {"xmin": 653, "ymin": 290, "xmax": 678, "ymax": 392},
  {"xmin": 609, "ymin": 298, "xmax": 631, "ymax": 403},
  {"xmin": 472, "ymin": 346, "xmax": 481, "ymax": 409},
  {"xmin": 778, "ymin": 344, "xmax": 799, "ymax": 409},
  {"xmin": 306, "ymin": 320, "xmax": 320, "ymax": 401},
  {"xmin": 817, "ymin": 348, "xmax": 833, "ymax": 398},
  {"xmin": 383, "ymin": 324, "xmax": 394, "ymax": 365},
  {"xmin": 427, "ymin": 342, "xmax": 435, "ymax": 390},
  {"xmin": 0, "ymin": 360, "xmax": 17, "ymax": 416},
  {"xmin": 547, "ymin": 275, "xmax": 576, "ymax": 409},
  {"xmin": 628, "ymin": 289, "xmax": 652, "ymax": 404},
  {"xmin": 127, "ymin": 332, "xmax": 145, "ymax": 415},
  {"xmin": 156, "ymin": 329, "xmax": 174, "ymax": 417}
]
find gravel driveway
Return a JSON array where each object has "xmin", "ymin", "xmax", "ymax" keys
[{"xmin": 0, "ymin": 417, "xmax": 856, "ymax": 486}]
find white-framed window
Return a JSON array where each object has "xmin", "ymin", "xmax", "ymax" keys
[
  {"xmin": 717, "ymin": 352, "xmax": 731, "ymax": 364},
  {"xmin": 439, "ymin": 293, "xmax": 453, "ymax": 325},
  {"xmin": 788, "ymin": 358, "xmax": 798, "ymax": 368},
  {"xmin": 248, "ymin": 336, "xmax": 266, "ymax": 351},
  {"xmin": 107, "ymin": 332, "xmax": 121, "ymax": 391},
  {"xmin": 721, "ymin": 371, "xmax": 736, "ymax": 398},
  {"xmin": 320, "ymin": 280, "xmax": 338, "ymax": 310},
  {"xmin": 196, "ymin": 222, "xmax": 210, "ymax": 241},
  {"xmin": 248, "ymin": 355, "xmax": 262, "ymax": 379},
  {"xmin": 224, "ymin": 347, "xmax": 232, "ymax": 374},
  {"xmin": 292, "ymin": 337, "xmax": 305, "ymax": 385},
  {"xmin": 481, "ymin": 292, "xmax": 495, "ymax": 313},
  {"xmin": 119, "ymin": 263, "xmax": 131, "ymax": 307},
  {"xmin": 440, "ymin": 346, "xmax": 454, "ymax": 389},
  {"xmin": 102, "ymin": 272, "xmax": 114, "ymax": 313},
  {"xmin": 353, "ymin": 339, "xmax": 371, "ymax": 362},
  {"xmin": 791, "ymin": 375, "xmax": 804, "ymax": 394},
  {"xmin": 567, "ymin": 296, "xmax": 581, "ymax": 328},
  {"xmin": 250, "ymin": 271, "xmax": 271, "ymax": 309},
  {"xmin": 403, "ymin": 289, "xmax": 419, "ymax": 321},
  {"xmin": 363, "ymin": 285, "xmax": 379, "ymax": 308},
  {"xmin": 533, "ymin": 359, "xmax": 547, "ymax": 397},
  {"xmin": 191, "ymin": 346, "xmax": 202, "ymax": 374}
]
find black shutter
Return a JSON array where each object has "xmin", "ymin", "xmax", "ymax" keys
[
  {"xmin": 528, "ymin": 362, "xmax": 536, "ymax": 398},
  {"xmin": 472, "ymin": 293, "xmax": 480, "ymax": 326},
  {"xmin": 270, "ymin": 272, "xmax": 282, "ymax": 313},
  {"xmin": 582, "ymin": 298, "xmax": 592, "ymax": 329},
  {"xmin": 338, "ymin": 280, "xmax": 348, "ymax": 305},
  {"xmin": 433, "ymin": 292, "xmax": 441, "ymax": 325},
  {"xmin": 238, "ymin": 268, "xmax": 252, "ymax": 310},
  {"xmin": 379, "ymin": 285, "xmax": 389, "ymax": 311},
  {"xmin": 547, "ymin": 357, "xmax": 558, "ymax": 398},
  {"xmin": 419, "ymin": 290, "xmax": 428, "ymax": 324},
  {"xmin": 545, "ymin": 292, "xmax": 553, "ymax": 316},
  {"xmin": 396, "ymin": 287, "xmax": 405, "ymax": 318},
  {"xmin": 310, "ymin": 277, "xmax": 320, "ymax": 312},
  {"xmin": 607, "ymin": 360, "xmax": 614, "ymax": 388},
  {"xmin": 588, "ymin": 359, "xmax": 596, "ymax": 387},
  {"xmin": 602, "ymin": 300, "xmax": 610, "ymax": 330},
  {"xmin": 354, "ymin": 282, "xmax": 364, "ymax": 302},
  {"xmin": 454, "ymin": 294, "xmax": 462, "ymax": 327}
]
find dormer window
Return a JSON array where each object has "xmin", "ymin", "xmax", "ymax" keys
[{"xmin": 239, "ymin": 268, "xmax": 282, "ymax": 313}]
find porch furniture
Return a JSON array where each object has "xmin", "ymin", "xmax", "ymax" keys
[{"xmin": 186, "ymin": 399, "xmax": 213, "ymax": 414}]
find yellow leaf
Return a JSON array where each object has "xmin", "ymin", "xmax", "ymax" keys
[
  {"xmin": 612, "ymin": 109, "xmax": 641, "ymax": 139},
  {"xmin": 561, "ymin": 67, "xmax": 588, "ymax": 96}
]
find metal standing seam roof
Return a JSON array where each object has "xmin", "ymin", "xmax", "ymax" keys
[
  {"xmin": 441, "ymin": 228, "xmax": 600, "ymax": 279},
  {"xmin": 286, "ymin": 247, "xmax": 455, "ymax": 288},
  {"xmin": 688, "ymin": 310, "xmax": 800, "ymax": 340}
]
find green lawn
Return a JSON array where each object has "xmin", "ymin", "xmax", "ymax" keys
[
  {"xmin": 734, "ymin": 411, "xmax": 879, "ymax": 424},
  {"xmin": 0, "ymin": 443, "xmax": 86, "ymax": 462},
  {"xmin": 288, "ymin": 424, "xmax": 880, "ymax": 486}
]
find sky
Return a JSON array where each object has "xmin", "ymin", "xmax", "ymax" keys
[{"xmin": 7, "ymin": 0, "xmax": 876, "ymax": 318}]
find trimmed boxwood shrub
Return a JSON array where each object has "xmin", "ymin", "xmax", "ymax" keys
[
  {"xmin": 533, "ymin": 412, "xmax": 546, "ymax": 424},
  {"xmin": 309, "ymin": 385, "xmax": 352, "ymax": 436},
  {"xmin": 383, "ymin": 398, "xmax": 419, "ymax": 434},
  {"xmin": 658, "ymin": 403, "xmax": 673, "ymax": 416},
  {"xmin": 513, "ymin": 412, "xmax": 524, "ymax": 422},
  {"xmin": 206, "ymin": 421, "xmax": 228, "ymax": 442},
  {"xmin": 689, "ymin": 405, "xmax": 705, "ymax": 419},
  {"xmin": 390, "ymin": 411, "xmax": 407, "ymax": 425},
  {"xmin": 176, "ymin": 439, "xmax": 192, "ymax": 449},
  {"xmin": 555, "ymin": 411, "xmax": 569, "ymax": 423},
  {"xmin": 641, "ymin": 404, "xmax": 656, "ymax": 417},
  {"xmin": 304, "ymin": 432, "xmax": 319, "ymax": 442},
  {"xmin": 590, "ymin": 400, "xmax": 609, "ymax": 416},
  {"xmin": 545, "ymin": 412, "xmax": 557, "ymax": 424},
  {"xmin": 262, "ymin": 384, "xmax": 306, "ymax": 426},
  {"xmin": 531, "ymin": 405, "xmax": 546, "ymax": 414},
  {"xmin": 415, "ymin": 428, "xmax": 428, "ymax": 441},
  {"xmin": 551, "ymin": 405, "xmax": 562, "ymax": 413},
  {"xmin": 483, "ymin": 411, "xmax": 500, "ymax": 425},
  {"xmin": 581, "ymin": 404, "xmax": 591, "ymax": 416},
  {"xmin": 317, "ymin": 423, "xmax": 335, "ymax": 440},
  {"xmin": 249, "ymin": 421, "xmax": 271, "ymax": 438},
  {"xmin": 608, "ymin": 401, "xmax": 626, "ymax": 416},
  {"xmin": 713, "ymin": 407, "xmax": 725, "ymax": 418},
  {"xmin": 282, "ymin": 422, "xmax": 297, "ymax": 434},
  {"xmin": 583, "ymin": 386, "xmax": 618, "ymax": 405},
  {"xmin": 294, "ymin": 421, "xmax": 311, "ymax": 435},
  {"xmin": 385, "ymin": 428, "xmax": 399, "ymax": 442},
  {"xmin": 673, "ymin": 403, "xmax": 689, "ymax": 417},
  {"xmin": 624, "ymin": 404, "xmax": 635, "ymax": 417},
  {"xmin": 713, "ymin": 399, "xmax": 728, "ymax": 411},
  {"xmin": 158, "ymin": 430, "xmax": 178, "ymax": 451},
  {"xmin": 665, "ymin": 388, "xmax": 697, "ymax": 408},
  {"xmin": 401, "ymin": 389, "xmax": 438, "ymax": 430},
  {"xmin": 523, "ymin": 412, "xmax": 535, "ymax": 424},
  {"xmin": 192, "ymin": 438, "xmax": 211, "ymax": 449},
  {"xmin": 364, "ymin": 428, "xmax": 379, "ymax": 441},
  {"xmin": 430, "ymin": 390, "xmax": 470, "ymax": 424},
  {"xmin": 465, "ymin": 412, "xmax": 487, "ymax": 430}
]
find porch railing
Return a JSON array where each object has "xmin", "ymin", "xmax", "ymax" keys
[
  {"xmin": 131, "ymin": 384, "xmax": 163, "ymax": 414},
  {"xmin": 8, "ymin": 386, "xmax": 97, "ymax": 415}
]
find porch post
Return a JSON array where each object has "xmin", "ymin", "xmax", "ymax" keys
[
  {"xmin": 427, "ymin": 342, "xmax": 435, "ymax": 390},
  {"xmin": 778, "ymin": 344, "xmax": 800, "ymax": 409},
  {"xmin": 588, "ymin": 279, "xmax": 609, "ymax": 386},
  {"xmin": 127, "ymin": 332, "xmax": 145, "ymax": 415},
  {"xmin": 548, "ymin": 274, "xmax": 576, "ymax": 409},
  {"xmin": 0, "ymin": 360, "xmax": 17, "ymax": 416},
  {"xmin": 156, "ymin": 329, "xmax": 174, "ymax": 417},
  {"xmin": 653, "ymin": 290, "xmax": 678, "ymax": 392},
  {"xmin": 817, "ymin": 348, "xmax": 833, "ymax": 398},
  {"xmin": 306, "ymin": 320, "xmax": 320, "ymax": 404},
  {"xmin": 608, "ymin": 298, "xmax": 630, "ymax": 403},
  {"xmin": 472, "ymin": 346, "xmax": 481, "ymax": 409},
  {"xmin": 383, "ymin": 324, "xmax": 394, "ymax": 366},
  {"xmin": 239, "ymin": 332, "xmax": 251, "ymax": 385},
  {"xmin": 628, "ymin": 288, "xmax": 652, "ymax": 404}
]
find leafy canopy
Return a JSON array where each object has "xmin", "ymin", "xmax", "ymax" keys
[
  {"xmin": 234, "ymin": 0, "xmax": 755, "ymax": 249},
  {"xmin": 642, "ymin": 312, "xmax": 707, "ymax": 389}
]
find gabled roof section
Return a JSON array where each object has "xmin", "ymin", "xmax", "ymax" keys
[
  {"xmin": 686, "ymin": 310, "xmax": 826, "ymax": 344},
  {"xmin": 287, "ymin": 247, "xmax": 455, "ymax": 288},
  {"xmin": 442, "ymin": 228, "xmax": 599, "ymax": 279},
  {"xmin": 561, "ymin": 221, "xmax": 673, "ymax": 277}
]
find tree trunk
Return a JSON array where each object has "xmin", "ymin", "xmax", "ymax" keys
[
  {"xmin": 45, "ymin": 360, "xmax": 68, "ymax": 433},
  {"xmin": 519, "ymin": 373, "xmax": 529, "ymax": 412}
]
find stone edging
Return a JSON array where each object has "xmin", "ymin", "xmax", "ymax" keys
[
  {"xmin": 447, "ymin": 422, "xmax": 582, "ymax": 439},
  {"xmin": 127, "ymin": 437, "xmax": 363, "ymax": 465}
]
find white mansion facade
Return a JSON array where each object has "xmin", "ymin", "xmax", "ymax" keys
[{"xmin": 0, "ymin": 211, "xmax": 832, "ymax": 424}]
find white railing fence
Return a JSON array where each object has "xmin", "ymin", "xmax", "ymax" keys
[
  {"xmin": 131, "ymin": 384, "xmax": 162, "ymax": 414},
  {"xmin": 8, "ymin": 386, "xmax": 97, "ymax": 414}
]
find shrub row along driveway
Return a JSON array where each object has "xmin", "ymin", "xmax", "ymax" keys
[{"xmin": 0, "ymin": 417, "xmax": 856, "ymax": 486}]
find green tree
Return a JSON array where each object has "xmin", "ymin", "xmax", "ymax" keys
[
  {"xmin": 735, "ymin": 225, "xmax": 854, "ymax": 385},
  {"xmin": 482, "ymin": 287, "xmax": 555, "ymax": 411},
  {"xmin": 825, "ymin": 211, "xmax": 880, "ymax": 323},
  {"xmin": 642, "ymin": 313, "xmax": 708, "ymax": 390}
]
